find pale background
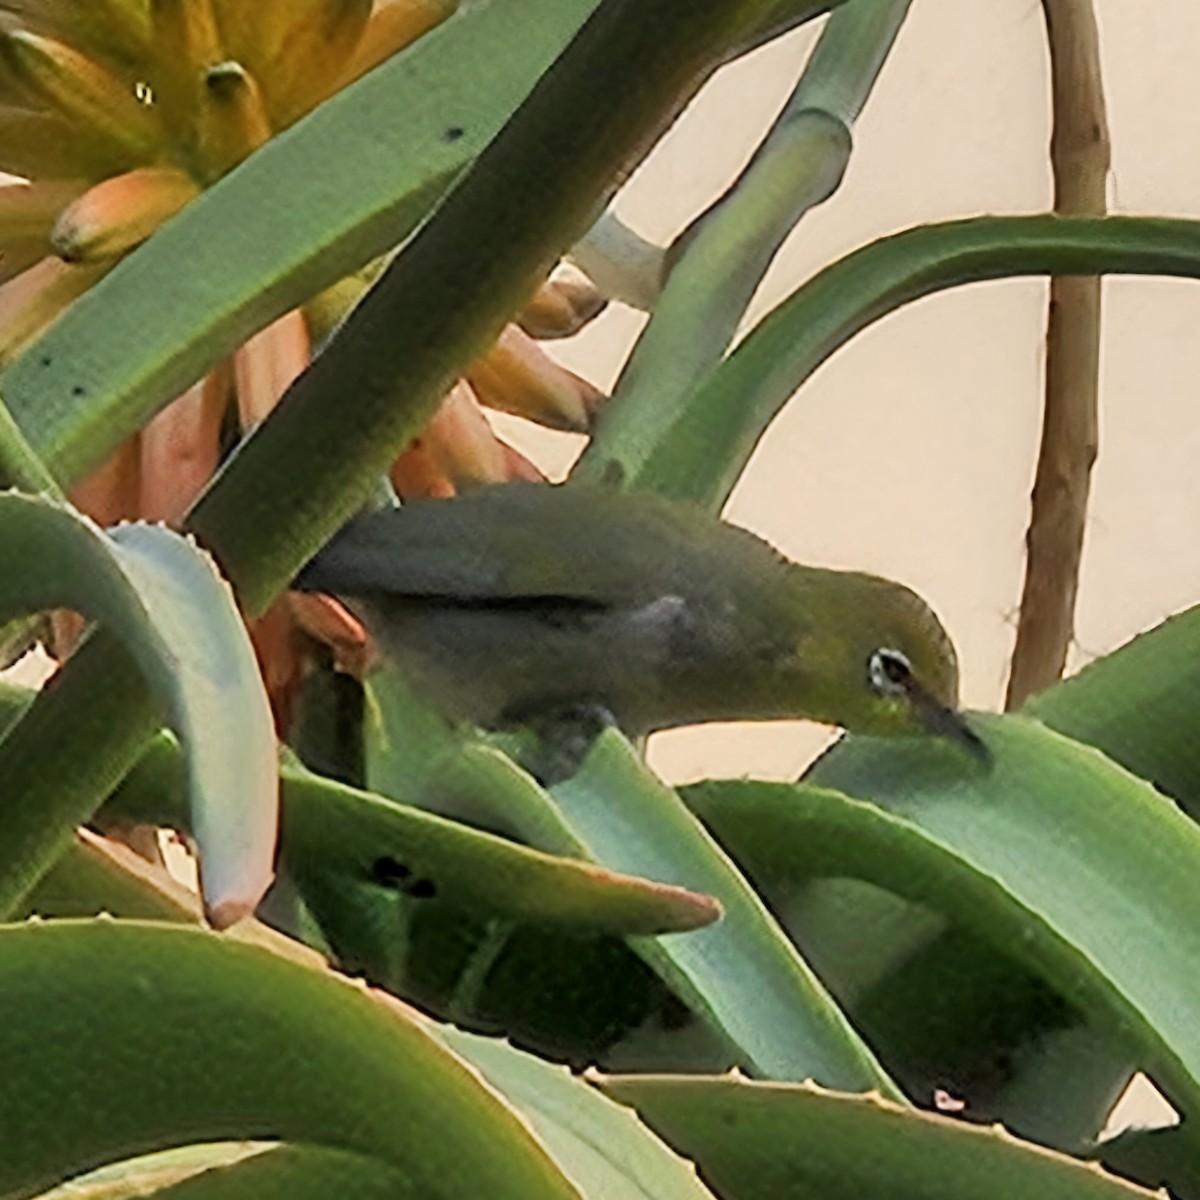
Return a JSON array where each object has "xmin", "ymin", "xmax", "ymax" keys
[{"xmin": 499, "ymin": 0, "xmax": 1200, "ymax": 786}]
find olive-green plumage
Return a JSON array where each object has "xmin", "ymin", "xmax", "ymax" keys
[{"xmin": 299, "ymin": 482, "xmax": 971, "ymax": 745}]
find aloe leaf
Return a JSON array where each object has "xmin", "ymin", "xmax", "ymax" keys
[
  {"xmin": 438, "ymin": 1026, "xmax": 718, "ymax": 1200},
  {"xmin": 280, "ymin": 755, "xmax": 721, "ymax": 936},
  {"xmin": 627, "ymin": 214, "xmax": 1200, "ymax": 510},
  {"xmin": 576, "ymin": 0, "xmax": 908, "ymax": 486},
  {"xmin": 795, "ymin": 714, "xmax": 1200, "ymax": 1123},
  {"xmin": 21, "ymin": 830, "xmax": 198, "ymax": 923},
  {"xmin": 0, "ymin": 494, "xmax": 275, "ymax": 925},
  {"xmin": 67, "ymin": 1146, "xmax": 415, "ymax": 1199},
  {"xmin": 359, "ymin": 671, "xmax": 893, "ymax": 1090},
  {"xmin": 599, "ymin": 1074, "xmax": 1156, "ymax": 1199},
  {"xmin": 1026, "ymin": 602, "xmax": 1200, "ymax": 809},
  {"xmin": 1094, "ymin": 1125, "xmax": 1200, "ymax": 1199},
  {"xmin": 683, "ymin": 782, "xmax": 1128, "ymax": 1139},
  {"xmin": 30, "ymin": 1143, "xmax": 269, "ymax": 1200},
  {"xmin": 548, "ymin": 730, "xmax": 900, "ymax": 1096},
  {"xmin": 0, "ymin": 920, "xmax": 581, "ymax": 1200}
]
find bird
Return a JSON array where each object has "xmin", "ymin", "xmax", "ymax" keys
[{"xmin": 297, "ymin": 481, "xmax": 981, "ymax": 754}]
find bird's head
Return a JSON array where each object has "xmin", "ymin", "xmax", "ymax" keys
[{"xmin": 784, "ymin": 569, "xmax": 984, "ymax": 757}]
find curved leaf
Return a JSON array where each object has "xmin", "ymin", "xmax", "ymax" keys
[
  {"xmin": 599, "ymin": 1074, "xmax": 1156, "ymax": 1199},
  {"xmin": 21, "ymin": 830, "xmax": 198, "ymax": 924},
  {"xmin": 0, "ymin": 494, "xmax": 274, "ymax": 925},
  {"xmin": 626, "ymin": 215, "xmax": 1200, "ymax": 509},
  {"xmin": 0, "ymin": 920, "xmax": 581, "ymax": 1200},
  {"xmin": 549, "ymin": 730, "xmax": 901, "ymax": 1095},
  {"xmin": 281, "ymin": 758, "xmax": 720, "ymax": 936},
  {"xmin": 76, "ymin": 1146, "xmax": 415, "ymax": 1199},
  {"xmin": 574, "ymin": 0, "xmax": 905, "ymax": 485},
  {"xmin": 33, "ymin": 1143, "xmax": 268, "ymax": 1199},
  {"xmin": 439, "ymin": 1027, "xmax": 718, "ymax": 1200},
  {"xmin": 1026, "ymin": 602, "xmax": 1200, "ymax": 809},
  {"xmin": 796, "ymin": 714, "xmax": 1200, "ymax": 1123}
]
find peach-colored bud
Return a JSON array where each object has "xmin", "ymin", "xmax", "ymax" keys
[
  {"xmin": 288, "ymin": 591, "xmax": 371, "ymax": 677},
  {"xmin": 217, "ymin": 0, "xmax": 373, "ymax": 127},
  {"xmin": 234, "ymin": 309, "xmax": 310, "ymax": 429},
  {"xmin": 196, "ymin": 61, "xmax": 272, "ymax": 181},
  {"xmin": 68, "ymin": 437, "xmax": 142, "ymax": 528},
  {"xmin": 466, "ymin": 325, "xmax": 607, "ymax": 433},
  {"xmin": 248, "ymin": 596, "xmax": 310, "ymax": 733},
  {"xmin": 518, "ymin": 263, "xmax": 607, "ymax": 340},
  {"xmin": 139, "ymin": 363, "xmax": 231, "ymax": 525},
  {"xmin": 390, "ymin": 436, "xmax": 456, "ymax": 501},
  {"xmin": 338, "ymin": 0, "xmax": 459, "ymax": 87},
  {"xmin": 52, "ymin": 166, "xmax": 200, "ymax": 263},
  {"xmin": 499, "ymin": 439, "xmax": 547, "ymax": 484},
  {"xmin": 0, "ymin": 255, "xmax": 107, "ymax": 366},
  {"xmin": 422, "ymin": 382, "xmax": 510, "ymax": 489}
]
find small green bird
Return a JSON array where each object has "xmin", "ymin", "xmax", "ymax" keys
[{"xmin": 298, "ymin": 482, "xmax": 979, "ymax": 752}]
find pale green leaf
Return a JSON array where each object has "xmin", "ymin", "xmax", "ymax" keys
[
  {"xmin": 0, "ymin": 494, "xmax": 274, "ymax": 924},
  {"xmin": 0, "ymin": 920, "xmax": 581, "ymax": 1200},
  {"xmin": 600, "ymin": 1074, "xmax": 1156, "ymax": 1199}
]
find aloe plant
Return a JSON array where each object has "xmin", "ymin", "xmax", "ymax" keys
[{"xmin": 0, "ymin": 1, "xmax": 1196, "ymax": 1197}]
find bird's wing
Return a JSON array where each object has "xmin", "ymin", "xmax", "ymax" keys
[{"xmin": 296, "ymin": 482, "xmax": 695, "ymax": 606}]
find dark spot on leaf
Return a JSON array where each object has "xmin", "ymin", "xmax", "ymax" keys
[
  {"xmin": 71, "ymin": 384, "xmax": 85, "ymax": 397},
  {"xmin": 372, "ymin": 855, "xmax": 412, "ymax": 887},
  {"xmin": 39, "ymin": 356, "xmax": 51, "ymax": 368},
  {"xmin": 601, "ymin": 459, "xmax": 626, "ymax": 487},
  {"xmin": 443, "ymin": 126, "xmax": 465, "ymax": 142},
  {"xmin": 406, "ymin": 877, "xmax": 437, "ymax": 900}
]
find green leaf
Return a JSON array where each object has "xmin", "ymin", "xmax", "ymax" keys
[
  {"xmin": 575, "ymin": 0, "xmax": 907, "ymax": 486},
  {"xmin": 548, "ymin": 730, "xmax": 900, "ymax": 1095},
  {"xmin": 1095, "ymin": 1125, "xmax": 1199, "ymax": 1199},
  {"xmin": 802, "ymin": 714, "xmax": 1200, "ymax": 1123},
  {"xmin": 280, "ymin": 755, "xmax": 721, "ymax": 936},
  {"xmin": 628, "ymin": 215, "xmax": 1200, "ymax": 510},
  {"xmin": 79, "ymin": 1145, "xmax": 415, "ymax": 1199},
  {"xmin": 598, "ymin": 1074, "xmax": 1157, "ymax": 1199},
  {"xmin": 31, "ymin": 1142, "xmax": 269, "ymax": 1199},
  {"xmin": 684, "ymin": 780, "xmax": 1132, "ymax": 1142},
  {"xmin": 1026, "ymin": 602, "xmax": 1200, "ymax": 809},
  {"xmin": 439, "ymin": 1027, "xmax": 718, "ymax": 1200},
  {"xmin": 0, "ymin": 494, "xmax": 275, "ymax": 925},
  {"xmin": 21, "ymin": 831, "xmax": 198, "ymax": 924},
  {"xmin": 0, "ymin": 920, "xmax": 581, "ymax": 1200}
]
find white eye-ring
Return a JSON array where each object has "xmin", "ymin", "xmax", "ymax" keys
[{"xmin": 868, "ymin": 648, "xmax": 912, "ymax": 696}]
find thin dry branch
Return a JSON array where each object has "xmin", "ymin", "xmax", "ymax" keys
[{"xmin": 1005, "ymin": 0, "xmax": 1110, "ymax": 710}]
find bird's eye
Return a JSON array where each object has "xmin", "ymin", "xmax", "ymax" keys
[{"xmin": 868, "ymin": 648, "xmax": 912, "ymax": 696}]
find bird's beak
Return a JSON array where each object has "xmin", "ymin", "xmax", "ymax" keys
[{"xmin": 905, "ymin": 678, "xmax": 990, "ymax": 764}]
